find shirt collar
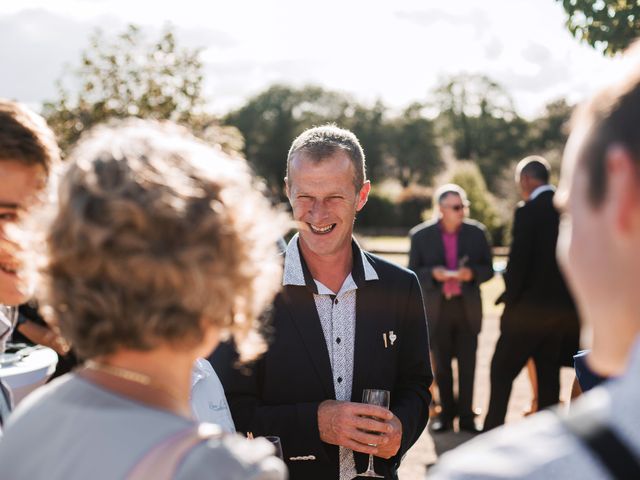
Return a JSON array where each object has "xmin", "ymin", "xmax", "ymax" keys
[
  {"xmin": 438, "ymin": 220, "xmax": 462, "ymax": 235},
  {"xmin": 283, "ymin": 233, "xmax": 379, "ymax": 292},
  {"xmin": 529, "ymin": 184, "xmax": 555, "ymax": 201}
]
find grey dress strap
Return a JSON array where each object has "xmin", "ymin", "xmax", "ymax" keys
[{"xmin": 127, "ymin": 423, "xmax": 223, "ymax": 480}]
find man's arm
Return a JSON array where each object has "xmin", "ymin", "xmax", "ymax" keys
[
  {"xmin": 409, "ymin": 230, "xmax": 442, "ymax": 288},
  {"xmin": 463, "ymin": 226, "xmax": 494, "ymax": 285},
  {"xmin": 212, "ymin": 344, "xmax": 331, "ymax": 463},
  {"xmin": 503, "ymin": 205, "xmax": 535, "ymax": 305}
]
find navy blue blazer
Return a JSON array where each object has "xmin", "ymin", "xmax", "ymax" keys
[
  {"xmin": 212, "ymin": 243, "xmax": 432, "ymax": 480},
  {"xmin": 409, "ymin": 219, "xmax": 494, "ymax": 335}
]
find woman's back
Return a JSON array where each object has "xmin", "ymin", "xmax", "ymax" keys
[{"xmin": 0, "ymin": 375, "xmax": 284, "ymax": 480}]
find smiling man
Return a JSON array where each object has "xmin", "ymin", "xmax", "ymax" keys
[
  {"xmin": 0, "ymin": 99, "xmax": 59, "ymax": 432},
  {"xmin": 218, "ymin": 125, "xmax": 432, "ymax": 480}
]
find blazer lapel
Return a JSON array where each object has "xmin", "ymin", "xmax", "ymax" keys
[
  {"xmin": 282, "ymin": 286, "xmax": 336, "ymax": 399},
  {"xmin": 458, "ymin": 223, "xmax": 469, "ymax": 263},
  {"xmin": 430, "ymin": 226, "xmax": 446, "ymax": 265},
  {"xmin": 351, "ymin": 282, "xmax": 381, "ymax": 402}
]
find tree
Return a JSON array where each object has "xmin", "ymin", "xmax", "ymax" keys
[
  {"xmin": 527, "ymin": 98, "xmax": 574, "ymax": 152},
  {"xmin": 43, "ymin": 24, "xmax": 218, "ymax": 152},
  {"xmin": 226, "ymin": 84, "xmax": 373, "ymax": 195},
  {"xmin": 448, "ymin": 162, "xmax": 504, "ymax": 245},
  {"xmin": 557, "ymin": 0, "xmax": 640, "ymax": 55},
  {"xmin": 385, "ymin": 103, "xmax": 442, "ymax": 188},
  {"xmin": 433, "ymin": 74, "xmax": 529, "ymax": 189},
  {"xmin": 348, "ymin": 100, "xmax": 387, "ymax": 182}
]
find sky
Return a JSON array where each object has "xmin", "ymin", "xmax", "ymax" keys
[{"xmin": 0, "ymin": 0, "xmax": 624, "ymax": 119}]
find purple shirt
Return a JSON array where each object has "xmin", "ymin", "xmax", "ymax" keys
[{"xmin": 440, "ymin": 223, "xmax": 461, "ymax": 297}]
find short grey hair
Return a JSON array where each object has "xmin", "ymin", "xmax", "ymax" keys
[
  {"xmin": 286, "ymin": 124, "xmax": 366, "ymax": 190},
  {"xmin": 435, "ymin": 183, "xmax": 469, "ymax": 205}
]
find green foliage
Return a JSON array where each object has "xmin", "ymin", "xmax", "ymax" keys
[
  {"xmin": 348, "ymin": 101, "xmax": 387, "ymax": 181},
  {"xmin": 557, "ymin": 0, "xmax": 640, "ymax": 55},
  {"xmin": 226, "ymin": 85, "xmax": 442, "ymax": 196},
  {"xmin": 396, "ymin": 184, "xmax": 433, "ymax": 227},
  {"xmin": 526, "ymin": 98, "xmax": 574, "ymax": 152},
  {"xmin": 224, "ymin": 84, "xmax": 355, "ymax": 195},
  {"xmin": 433, "ymin": 74, "xmax": 530, "ymax": 189},
  {"xmin": 357, "ymin": 185, "xmax": 432, "ymax": 231},
  {"xmin": 357, "ymin": 191, "xmax": 399, "ymax": 229},
  {"xmin": 448, "ymin": 162, "xmax": 504, "ymax": 245},
  {"xmin": 384, "ymin": 103, "xmax": 443, "ymax": 188},
  {"xmin": 43, "ymin": 24, "xmax": 212, "ymax": 152}
]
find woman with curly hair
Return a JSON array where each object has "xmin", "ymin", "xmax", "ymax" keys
[{"xmin": 0, "ymin": 118, "xmax": 288, "ymax": 479}]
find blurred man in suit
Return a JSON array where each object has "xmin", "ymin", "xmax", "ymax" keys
[
  {"xmin": 409, "ymin": 184, "xmax": 493, "ymax": 433},
  {"xmin": 483, "ymin": 156, "xmax": 579, "ymax": 430}
]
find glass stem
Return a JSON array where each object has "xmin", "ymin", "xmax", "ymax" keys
[{"xmin": 367, "ymin": 454, "xmax": 375, "ymax": 472}]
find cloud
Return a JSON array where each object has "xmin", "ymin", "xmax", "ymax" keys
[
  {"xmin": 0, "ymin": 9, "xmax": 97, "ymax": 105},
  {"xmin": 394, "ymin": 8, "xmax": 489, "ymax": 37},
  {"xmin": 0, "ymin": 8, "xmax": 235, "ymax": 107},
  {"xmin": 497, "ymin": 56, "xmax": 572, "ymax": 94},
  {"xmin": 521, "ymin": 42, "xmax": 551, "ymax": 64},
  {"xmin": 484, "ymin": 36, "xmax": 503, "ymax": 59}
]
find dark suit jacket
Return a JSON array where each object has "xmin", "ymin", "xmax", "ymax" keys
[
  {"xmin": 212, "ymin": 245, "xmax": 432, "ymax": 480},
  {"xmin": 408, "ymin": 219, "xmax": 494, "ymax": 335},
  {"xmin": 500, "ymin": 189, "xmax": 579, "ymax": 333}
]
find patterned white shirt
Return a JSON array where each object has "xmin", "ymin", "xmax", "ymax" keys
[{"xmin": 283, "ymin": 234, "xmax": 379, "ymax": 480}]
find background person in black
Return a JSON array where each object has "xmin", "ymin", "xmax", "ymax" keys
[
  {"xmin": 483, "ymin": 156, "xmax": 580, "ymax": 431},
  {"xmin": 409, "ymin": 184, "xmax": 493, "ymax": 434}
]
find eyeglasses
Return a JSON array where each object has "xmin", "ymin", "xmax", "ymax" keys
[{"xmin": 441, "ymin": 204, "xmax": 466, "ymax": 211}]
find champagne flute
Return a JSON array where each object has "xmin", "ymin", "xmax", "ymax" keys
[
  {"xmin": 356, "ymin": 388, "xmax": 390, "ymax": 478},
  {"xmin": 0, "ymin": 304, "xmax": 18, "ymax": 353},
  {"xmin": 264, "ymin": 436, "xmax": 284, "ymax": 460}
]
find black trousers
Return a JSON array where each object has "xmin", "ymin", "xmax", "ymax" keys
[
  {"xmin": 484, "ymin": 329, "xmax": 565, "ymax": 430},
  {"xmin": 431, "ymin": 296, "xmax": 478, "ymax": 423}
]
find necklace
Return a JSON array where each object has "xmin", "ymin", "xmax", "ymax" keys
[
  {"xmin": 85, "ymin": 360, "xmax": 154, "ymax": 385},
  {"xmin": 84, "ymin": 360, "xmax": 186, "ymax": 405}
]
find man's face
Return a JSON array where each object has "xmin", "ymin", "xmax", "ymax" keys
[
  {"xmin": 556, "ymin": 122, "xmax": 606, "ymax": 313},
  {"xmin": 439, "ymin": 193, "xmax": 466, "ymax": 228},
  {"xmin": 286, "ymin": 151, "xmax": 369, "ymax": 260},
  {"xmin": 0, "ymin": 161, "xmax": 44, "ymax": 305}
]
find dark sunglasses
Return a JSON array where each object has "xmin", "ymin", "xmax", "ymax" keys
[{"xmin": 442, "ymin": 204, "xmax": 465, "ymax": 211}]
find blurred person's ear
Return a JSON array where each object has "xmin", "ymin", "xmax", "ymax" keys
[{"xmin": 604, "ymin": 145, "xmax": 640, "ymax": 237}]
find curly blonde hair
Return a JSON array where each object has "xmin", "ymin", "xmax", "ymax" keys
[{"xmin": 40, "ymin": 119, "xmax": 286, "ymax": 361}]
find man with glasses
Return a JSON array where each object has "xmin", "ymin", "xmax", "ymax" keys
[
  {"xmin": 483, "ymin": 157, "xmax": 579, "ymax": 430},
  {"xmin": 409, "ymin": 184, "xmax": 493, "ymax": 434},
  {"xmin": 0, "ymin": 99, "xmax": 59, "ymax": 433}
]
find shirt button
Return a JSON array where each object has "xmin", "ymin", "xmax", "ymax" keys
[
  {"xmin": 334, "ymin": 298, "xmax": 339, "ymax": 304},
  {"xmin": 337, "ymin": 377, "xmax": 343, "ymax": 383},
  {"xmin": 336, "ymin": 337, "xmax": 341, "ymax": 344}
]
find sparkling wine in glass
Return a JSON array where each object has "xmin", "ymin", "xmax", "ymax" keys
[{"xmin": 356, "ymin": 389, "xmax": 390, "ymax": 478}]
